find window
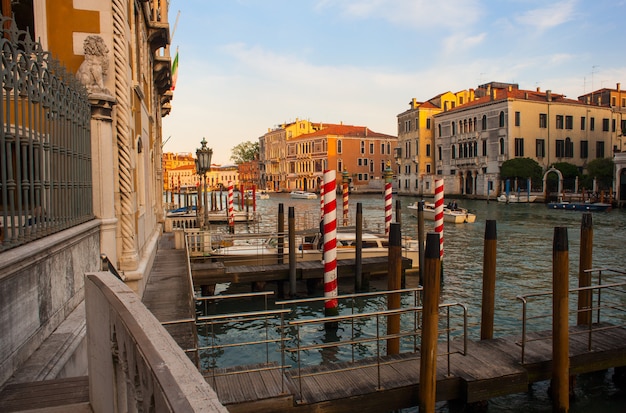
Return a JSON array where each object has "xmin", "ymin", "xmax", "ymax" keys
[
  {"xmin": 621, "ymin": 120, "xmax": 626, "ymax": 135},
  {"xmin": 602, "ymin": 118, "xmax": 609, "ymax": 132},
  {"xmin": 612, "ymin": 119, "xmax": 616, "ymax": 132},
  {"xmin": 499, "ymin": 138, "xmax": 505, "ymax": 155},
  {"xmin": 369, "ymin": 142, "xmax": 374, "ymax": 154},
  {"xmin": 370, "ymin": 161, "xmax": 374, "ymax": 173},
  {"xmin": 596, "ymin": 141, "xmax": 605, "ymax": 158},
  {"xmin": 514, "ymin": 138, "xmax": 524, "ymax": 157},
  {"xmin": 381, "ymin": 143, "xmax": 385, "ymax": 154},
  {"xmin": 360, "ymin": 141, "xmax": 365, "ymax": 154},
  {"xmin": 338, "ymin": 159, "xmax": 343, "ymax": 172},
  {"xmin": 358, "ymin": 158, "xmax": 362, "ymax": 166},
  {"xmin": 426, "ymin": 118, "xmax": 431, "ymax": 129},
  {"xmin": 580, "ymin": 140, "xmax": 588, "ymax": 158},
  {"xmin": 556, "ymin": 140, "xmax": 564, "ymax": 157},
  {"xmin": 426, "ymin": 144, "xmax": 431, "ymax": 157},
  {"xmin": 515, "ymin": 111, "xmax": 521, "ymax": 126},
  {"xmin": 536, "ymin": 139, "xmax": 545, "ymax": 157},
  {"xmin": 556, "ymin": 115, "xmax": 564, "ymax": 129},
  {"xmin": 337, "ymin": 139, "xmax": 342, "ymax": 154},
  {"xmin": 565, "ymin": 116, "xmax": 573, "ymax": 130},
  {"xmin": 539, "ymin": 113, "xmax": 547, "ymax": 128},
  {"xmin": 581, "ymin": 116, "xmax": 586, "ymax": 131},
  {"xmin": 363, "ymin": 158, "xmax": 368, "ymax": 166},
  {"xmin": 482, "ymin": 140, "xmax": 487, "ymax": 156},
  {"xmin": 438, "ymin": 124, "xmax": 442, "ymax": 137},
  {"xmin": 565, "ymin": 138, "xmax": 573, "ymax": 158},
  {"xmin": 451, "ymin": 146, "xmax": 456, "ymax": 159},
  {"xmin": 452, "ymin": 122, "xmax": 456, "ymax": 135},
  {"xmin": 426, "ymin": 164, "xmax": 431, "ymax": 173},
  {"xmin": 590, "ymin": 117, "xmax": 595, "ymax": 131},
  {"xmin": 499, "ymin": 111, "xmax": 505, "ymax": 127},
  {"xmin": 482, "ymin": 115, "xmax": 487, "ymax": 130},
  {"xmin": 438, "ymin": 146, "xmax": 442, "ymax": 161}
]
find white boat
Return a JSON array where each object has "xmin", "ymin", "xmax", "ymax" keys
[
  {"xmin": 407, "ymin": 201, "xmax": 476, "ymax": 224},
  {"xmin": 166, "ymin": 206, "xmax": 254, "ymax": 223},
  {"xmin": 208, "ymin": 227, "xmax": 419, "ymax": 269},
  {"xmin": 290, "ymin": 190, "xmax": 317, "ymax": 199},
  {"xmin": 497, "ymin": 194, "xmax": 537, "ymax": 203}
]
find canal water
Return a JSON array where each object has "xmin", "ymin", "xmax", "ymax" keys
[{"xmin": 196, "ymin": 192, "xmax": 626, "ymax": 412}]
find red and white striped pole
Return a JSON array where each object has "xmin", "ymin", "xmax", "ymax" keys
[
  {"xmin": 228, "ymin": 181, "xmax": 234, "ymax": 232},
  {"xmin": 320, "ymin": 181, "xmax": 325, "ymax": 221},
  {"xmin": 383, "ymin": 162, "xmax": 393, "ymax": 236},
  {"xmin": 434, "ymin": 179, "xmax": 444, "ymax": 258},
  {"xmin": 342, "ymin": 171, "xmax": 349, "ymax": 227},
  {"xmin": 323, "ymin": 170, "xmax": 338, "ymax": 319}
]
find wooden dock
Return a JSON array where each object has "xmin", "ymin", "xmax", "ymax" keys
[
  {"xmin": 142, "ymin": 233, "xmax": 197, "ymax": 360},
  {"xmin": 214, "ymin": 324, "xmax": 626, "ymax": 413},
  {"xmin": 191, "ymin": 256, "xmax": 413, "ymax": 285}
]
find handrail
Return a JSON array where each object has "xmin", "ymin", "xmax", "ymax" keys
[
  {"xmin": 100, "ymin": 254, "xmax": 124, "ymax": 280},
  {"xmin": 516, "ymin": 268, "xmax": 626, "ymax": 364},
  {"xmin": 285, "ymin": 301, "xmax": 468, "ymax": 402}
]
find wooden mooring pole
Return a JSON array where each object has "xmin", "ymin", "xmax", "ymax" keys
[
  {"xmin": 417, "ymin": 200, "xmax": 425, "ymax": 285},
  {"xmin": 355, "ymin": 202, "xmax": 364, "ymax": 292},
  {"xmin": 420, "ymin": 232, "xmax": 442, "ymax": 413},
  {"xmin": 577, "ymin": 213, "xmax": 593, "ymax": 326},
  {"xmin": 481, "ymin": 220, "xmax": 497, "ymax": 340},
  {"xmin": 288, "ymin": 206, "xmax": 296, "ymax": 297},
  {"xmin": 387, "ymin": 223, "xmax": 402, "ymax": 355},
  {"xmin": 277, "ymin": 203, "xmax": 285, "ymax": 298},
  {"xmin": 395, "ymin": 199, "xmax": 402, "ymax": 225},
  {"xmin": 552, "ymin": 227, "xmax": 570, "ymax": 413}
]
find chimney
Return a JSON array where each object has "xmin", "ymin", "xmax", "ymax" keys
[
  {"xmin": 411, "ymin": 98, "xmax": 418, "ymax": 109},
  {"xmin": 525, "ymin": 92, "xmax": 528, "ymax": 100},
  {"xmin": 618, "ymin": 83, "xmax": 621, "ymax": 92},
  {"xmin": 546, "ymin": 90, "xmax": 552, "ymax": 102},
  {"xmin": 490, "ymin": 87, "xmax": 496, "ymax": 101},
  {"xmin": 537, "ymin": 87, "xmax": 541, "ymax": 92}
]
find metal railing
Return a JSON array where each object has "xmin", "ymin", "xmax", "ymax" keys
[
  {"xmin": 278, "ymin": 292, "xmax": 467, "ymax": 402},
  {"xmin": 516, "ymin": 267, "xmax": 626, "ymax": 364},
  {"xmin": 194, "ymin": 288, "xmax": 468, "ymax": 402},
  {"xmin": 0, "ymin": 16, "xmax": 93, "ymax": 252},
  {"xmin": 195, "ymin": 291, "xmax": 291, "ymax": 395}
]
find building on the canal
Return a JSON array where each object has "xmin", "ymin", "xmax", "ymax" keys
[
  {"xmin": 0, "ymin": 0, "xmax": 173, "ymax": 392},
  {"xmin": 397, "ymin": 81, "xmax": 626, "ymax": 197},
  {"xmin": 261, "ymin": 120, "xmax": 397, "ymax": 192},
  {"xmin": 395, "ymin": 90, "xmax": 474, "ymax": 196},
  {"xmin": 238, "ymin": 157, "xmax": 262, "ymax": 190},
  {"xmin": 163, "ymin": 152, "xmax": 196, "ymax": 192}
]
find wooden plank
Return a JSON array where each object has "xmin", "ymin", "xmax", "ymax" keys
[{"xmin": 0, "ymin": 377, "xmax": 89, "ymax": 412}]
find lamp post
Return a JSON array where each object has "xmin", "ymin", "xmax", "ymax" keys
[{"xmin": 196, "ymin": 137, "xmax": 213, "ymax": 230}]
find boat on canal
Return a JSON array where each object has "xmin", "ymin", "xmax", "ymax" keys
[
  {"xmin": 290, "ymin": 190, "xmax": 317, "ymax": 199},
  {"xmin": 497, "ymin": 193, "xmax": 537, "ymax": 203},
  {"xmin": 166, "ymin": 206, "xmax": 255, "ymax": 223},
  {"xmin": 407, "ymin": 201, "xmax": 476, "ymax": 224},
  {"xmin": 208, "ymin": 226, "xmax": 419, "ymax": 269},
  {"xmin": 547, "ymin": 201, "xmax": 612, "ymax": 211}
]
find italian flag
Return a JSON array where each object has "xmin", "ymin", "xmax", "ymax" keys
[{"xmin": 171, "ymin": 48, "xmax": 179, "ymax": 91}]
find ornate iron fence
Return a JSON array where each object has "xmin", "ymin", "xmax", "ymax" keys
[{"xmin": 0, "ymin": 17, "xmax": 92, "ymax": 251}]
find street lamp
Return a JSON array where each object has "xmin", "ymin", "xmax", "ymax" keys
[{"xmin": 196, "ymin": 137, "xmax": 213, "ymax": 229}]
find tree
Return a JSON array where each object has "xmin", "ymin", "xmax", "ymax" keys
[
  {"xmin": 586, "ymin": 158, "xmax": 614, "ymax": 189},
  {"xmin": 500, "ymin": 158, "xmax": 543, "ymax": 188},
  {"xmin": 230, "ymin": 141, "xmax": 259, "ymax": 164}
]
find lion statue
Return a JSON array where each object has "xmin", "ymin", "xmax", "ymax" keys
[{"xmin": 76, "ymin": 35, "xmax": 111, "ymax": 95}]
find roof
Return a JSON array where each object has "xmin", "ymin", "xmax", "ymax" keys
[{"xmin": 295, "ymin": 124, "xmax": 397, "ymax": 139}]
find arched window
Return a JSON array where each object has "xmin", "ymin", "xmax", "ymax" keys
[
  {"xmin": 438, "ymin": 124, "xmax": 442, "ymax": 137},
  {"xmin": 482, "ymin": 115, "xmax": 487, "ymax": 130},
  {"xmin": 499, "ymin": 138, "xmax": 505, "ymax": 155},
  {"xmin": 452, "ymin": 146, "xmax": 456, "ymax": 159},
  {"xmin": 337, "ymin": 139, "xmax": 342, "ymax": 154},
  {"xmin": 452, "ymin": 122, "xmax": 456, "ymax": 135},
  {"xmin": 499, "ymin": 111, "xmax": 505, "ymax": 127}
]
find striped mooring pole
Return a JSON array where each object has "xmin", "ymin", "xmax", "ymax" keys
[
  {"xmin": 383, "ymin": 161, "xmax": 393, "ymax": 236},
  {"xmin": 323, "ymin": 170, "xmax": 338, "ymax": 325},
  {"xmin": 434, "ymin": 179, "xmax": 444, "ymax": 258},
  {"xmin": 227, "ymin": 181, "xmax": 234, "ymax": 232}
]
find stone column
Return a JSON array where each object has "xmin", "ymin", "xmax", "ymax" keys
[{"xmin": 90, "ymin": 95, "xmax": 118, "ymax": 266}]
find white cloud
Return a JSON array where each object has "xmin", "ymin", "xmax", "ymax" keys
[{"xmin": 514, "ymin": 0, "xmax": 578, "ymax": 31}]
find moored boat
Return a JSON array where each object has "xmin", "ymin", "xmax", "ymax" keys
[
  {"xmin": 407, "ymin": 201, "xmax": 476, "ymax": 224},
  {"xmin": 547, "ymin": 201, "xmax": 611, "ymax": 212},
  {"xmin": 290, "ymin": 190, "xmax": 317, "ymax": 199},
  {"xmin": 208, "ymin": 227, "xmax": 419, "ymax": 269},
  {"xmin": 497, "ymin": 194, "xmax": 537, "ymax": 203}
]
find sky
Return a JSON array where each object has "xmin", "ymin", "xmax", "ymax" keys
[{"xmin": 162, "ymin": 0, "xmax": 626, "ymax": 165}]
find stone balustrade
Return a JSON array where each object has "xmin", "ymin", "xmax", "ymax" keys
[{"xmin": 85, "ymin": 272, "xmax": 227, "ymax": 412}]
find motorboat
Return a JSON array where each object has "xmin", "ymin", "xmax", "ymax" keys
[
  {"xmin": 290, "ymin": 190, "xmax": 317, "ymax": 199},
  {"xmin": 207, "ymin": 227, "xmax": 419, "ymax": 269},
  {"xmin": 497, "ymin": 194, "xmax": 537, "ymax": 203},
  {"xmin": 166, "ymin": 206, "xmax": 254, "ymax": 223},
  {"xmin": 407, "ymin": 201, "xmax": 476, "ymax": 224},
  {"xmin": 547, "ymin": 201, "xmax": 611, "ymax": 212}
]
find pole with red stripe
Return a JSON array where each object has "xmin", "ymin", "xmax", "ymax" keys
[
  {"xmin": 383, "ymin": 162, "xmax": 393, "ymax": 236},
  {"xmin": 434, "ymin": 179, "xmax": 444, "ymax": 258},
  {"xmin": 323, "ymin": 170, "xmax": 338, "ymax": 324},
  {"xmin": 228, "ymin": 181, "xmax": 234, "ymax": 232}
]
